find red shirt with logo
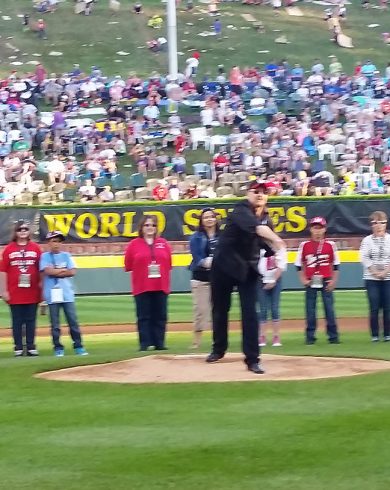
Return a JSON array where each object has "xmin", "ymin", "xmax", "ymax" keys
[
  {"xmin": 0, "ymin": 241, "xmax": 41, "ymax": 304},
  {"xmin": 295, "ymin": 239, "xmax": 340, "ymax": 280},
  {"xmin": 124, "ymin": 237, "xmax": 172, "ymax": 295}
]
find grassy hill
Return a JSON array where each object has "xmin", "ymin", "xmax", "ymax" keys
[{"xmin": 0, "ymin": 0, "xmax": 389, "ymax": 78}]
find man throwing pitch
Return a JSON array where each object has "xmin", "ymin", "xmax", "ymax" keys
[{"xmin": 206, "ymin": 181, "xmax": 284, "ymax": 374}]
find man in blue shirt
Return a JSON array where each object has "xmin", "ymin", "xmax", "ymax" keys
[{"xmin": 40, "ymin": 231, "xmax": 88, "ymax": 357}]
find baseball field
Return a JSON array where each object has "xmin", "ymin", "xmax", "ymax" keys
[{"xmin": 1, "ymin": 290, "xmax": 390, "ymax": 490}]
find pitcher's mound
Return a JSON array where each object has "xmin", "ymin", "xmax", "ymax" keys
[{"xmin": 36, "ymin": 354, "xmax": 390, "ymax": 384}]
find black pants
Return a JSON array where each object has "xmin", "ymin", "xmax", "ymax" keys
[
  {"xmin": 9, "ymin": 303, "xmax": 38, "ymax": 351},
  {"xmin": 134, "ymin": 291, "xmax": 168, "ymax": 350},
  {"xmin": 365, "ymin": 280, "xmax": 390, "ymax": 338},
  {"xmin": 211, "ymin": 265, "xmax": 259, "ymax": 365}
]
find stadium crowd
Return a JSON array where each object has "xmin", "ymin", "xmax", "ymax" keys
[{"xmin": 1, "ymin": 56, "xmax": 390, "ymax": 205}]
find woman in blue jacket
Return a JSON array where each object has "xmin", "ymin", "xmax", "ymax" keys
[{"xmin": 189, "ymin": 208, "xmax": 220, "ymax": 349}]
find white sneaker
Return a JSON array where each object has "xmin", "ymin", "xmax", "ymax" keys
[
  {"xmin": 372, "ymin": 337, "xmax": 380, "ymax": 342},
  {"xmin": 259, "ymin": 335, "xmax": 267, "ymax": 347},
  {"xmin": 272, "ymin": 336, "xmax": 282, "ymax": 347}
]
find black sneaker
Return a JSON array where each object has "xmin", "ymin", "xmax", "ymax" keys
[
  {"xmin": 328, "ymin": 339, "xmax": 341, "ymax": 344},
  {"xmin": 26, "ymin": 349, "xmax": 39, "ymax": 357},
  {"xmin": 206, "ymin": 353, "xmax": 224, "ymax": 363}
]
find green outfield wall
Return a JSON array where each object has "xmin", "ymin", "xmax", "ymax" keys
[{"xmin": 72, "ymin": 254, "xmax": 364, "ymax": 294}]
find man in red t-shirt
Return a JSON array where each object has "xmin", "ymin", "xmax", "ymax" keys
[
  {"xmin": 0, "ymin": 220, "xmax": 41, "ymax": 356},
  {"xmin": 295, "ymin": 216, "xmax": 340, "ymax": 344}
]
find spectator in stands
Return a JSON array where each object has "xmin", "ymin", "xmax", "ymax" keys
[
  {"xmin": 98, "ymin": 185, "xmax": 114, "ymax": 202},
  {"xmin": 189, "ymin": 208, "xmax": 220, "ymax": 349},
  {"xmin": 152, "ymin": 180, "xmax": 169, "ymax": 201},
  {"xmin": 295, "ymin": 217, "xmax": 340, "ymax": 344},
  {"xmin": 0, "ymin": 220, "xmax": 41, "ymax": 356},
  {"xmin": 360, "ymin": 211, "xmax": 390, "ymax": 342},
  {"xmin": 143, "ymin": 100, "xmax": 160, "ymax": 126},
  {"xmin": 124, "ymin": 215, "xmax": 172, "ymax": 351},
  {"xmin": 40, "ymin": 231, "xmax": 88, "ymax": 357}
]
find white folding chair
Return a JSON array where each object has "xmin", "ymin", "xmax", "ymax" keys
[
  {"xmin": 318, "ymin": 143, "xmax": 336, "ymax": 165},
  {"xmin": 209, "ymin": 134, "xmax": 228, "ymax": 154},
  {"xmin": 189, "ymin": 127, "xmax": 209, "ymax": 150}
]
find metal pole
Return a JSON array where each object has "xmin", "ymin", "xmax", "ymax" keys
[{"xmin": 166, "ymin": 0, "xmax": 178, "ymax": 79}]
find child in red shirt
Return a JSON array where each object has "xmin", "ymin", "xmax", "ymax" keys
[{"xmin": 295, "ymin": 216, "xmax": 340, "ymax": 344}]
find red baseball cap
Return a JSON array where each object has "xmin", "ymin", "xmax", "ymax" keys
[
  {"xmin": 247, "ymin": 180, "xmax": 268, "ymax": 193},
  {"xmin": 309, "ymin": 216, "xmax": 327, "ymax": 227}
]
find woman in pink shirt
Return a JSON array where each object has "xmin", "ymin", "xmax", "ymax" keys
[{"xmin": 124, "ymin": 215, "xmax": 172, "ymax": 351}]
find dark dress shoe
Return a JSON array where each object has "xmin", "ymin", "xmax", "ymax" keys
[
  {"xmin": 206, "ymin": 353, "xmax": 224, "ymax": 363},
  {"xmin": 155, "ymin": 346, "xmax": 168, "ymax": 350},
  {"xmin": 247, "ymin": 363, "xmax": 265, "ymax": 374},
  {"xmin": 305, "ymin": 339, "xmax": 316, "ymax": 345},
  {"xmin": 328, "ymin": 339, "xmax": 341, "ymax": 344}
]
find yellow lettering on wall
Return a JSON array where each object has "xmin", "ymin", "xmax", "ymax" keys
[
  {"xmin": 43, "ymin": 214, "xmax": 76, "ymax": 236},
  {"xmin": 122, "ymin": 212, "xmax": 137, "ymax": 237},
  {"xmin": 182, "ymin": 209, "xmax": 202, "ymax": 235},
  {"xmin": 97, "ymin": 213, "xmax": 121, "ymax": 238},
  {"xmin": 144, "ymin": 211, "xmax": 166, "ymax": 234},
  {"xmin": 268, "ymin": 207, "xmax": 285, "ymax": 233},
  {"xmin": 74, "ymin": 213, "xmax": 99, "ymax": 239},
  {"xmin": 285, "ymin": 206, "xmax": 307, "ymax": 232}
]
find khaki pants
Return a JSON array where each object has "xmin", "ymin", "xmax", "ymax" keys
[{"xmin": 191, "ymin": 280, "xmax": 211, "ymax": 332}]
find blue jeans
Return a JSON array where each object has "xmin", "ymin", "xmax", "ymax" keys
[
  {"xmin": 9, "ymin": 303, "xmax": 38, "ymax": 351},
  {"xmin": 365, "ymin": 280, "xmax": 390, "ymax": 338},
  {"xmin": 48, "ymin": 302, "xmax": 83, "ymax": 350},
  {"xmin": 305, "ymin": 283, "xmax": 338, "ymax": 342},
  {"xmin": 257, "ymin": 278, "xmax": 282, "ymax": 323},
  {"xmin": 134, "ymin": 291, "xmax": 168, "ymax": 350}
]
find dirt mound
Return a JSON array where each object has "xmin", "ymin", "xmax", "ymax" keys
[{"xmin": 36, "ymin": 354, "xmax": 390, "ymax": 384}]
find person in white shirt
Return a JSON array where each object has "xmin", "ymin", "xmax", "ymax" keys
[
  {"xmin": 8, "ymin": 127, "xmax": 21, "ymax": 144},
  {"xmin": 143, "ymin": 102, "xmax": 160, "ymax": 124},
  {"xmin": 185, "ymin": 56, "xmax": 199, "ymax": 79},
  {"xmin": 80, "ymin": 79, "xmax": 97, "ymax": 98},
  {"xmin": 99, "ymin": 147, "xmax": 116, "ymax": 160},
  {"xmin": 79, "ymin": 179, "xmax": 97, "ymax": 201},
  {"xmin": 257, "ymin": 245, "xmax": 287, "ymax": 347},
  {"xmin": 47, "ymin": 156, "xmax": 65, "ymax": 184},
  {"xmin": 200, "ymin": 106, "xmax": 214, "ymax": 128},
  {"xmin": 98, "ymin": 186, "xmax": 114, "ymax": 202},
  {"xmin": 359, "ymin": 211, "xmax": 390, "ymax": 342}
]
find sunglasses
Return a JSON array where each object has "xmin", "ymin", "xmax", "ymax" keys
[
  {"xmin": 371, "ymin": 221, "xmax": 387, "ymax": 225},
  {"xmin": 17, "ymin": 228, "xmax": 29, "ymax": 232}
]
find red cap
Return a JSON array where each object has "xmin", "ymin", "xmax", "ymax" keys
[
  {"xmin": 247, "ymin": 180, "xmax": 268, "ymax": 193},
  {"xmin": 309, "ymin": 216, "xmax": 327, "ymax": 227}
]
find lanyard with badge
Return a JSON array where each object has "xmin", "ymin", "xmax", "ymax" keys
[
  {"xmin": 373, "ymin": 237, "xmax": 386, "ymax": 272},
  {"xmin": 311, "ymin": 241, "xmax": 324, "ymax": 288},
  {"xmin": 148, "ymin": 242, "xmax": 161, "ymax": 279},
  {"xmin": 50, "ymin": 253, "xmax": 64, "ymax": 303},
  {"xmin": 18, "ymin": 248, "xmax": 31, "ymax": 288}
]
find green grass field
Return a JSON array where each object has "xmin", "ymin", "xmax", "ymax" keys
[
  {"xmin": 0, "ymin": 290, "xmax": 370, "ymax": 327},
  {"xmin": 1, "ymin": 3, "xmax": 390, "ymax": 487},
  {"xmin": 1, "ymin": 330, "xmax": 390, "ymax": 490},
  {"xmin": 1, "ymin": 0, "xmax": 389, "ymax": 78}
]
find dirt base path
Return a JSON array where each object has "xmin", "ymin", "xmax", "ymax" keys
[
  {"xmin": 37, "ymin": 353, "xmax": 390, "ymax": 384},
  {"xmin": 0, "ymin": 318, "xmax": 369, "ymax": 338}
]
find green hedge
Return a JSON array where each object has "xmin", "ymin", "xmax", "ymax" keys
[{"xmin": 7, "ymin": 194, "xmax": 390, "ymax": 209}]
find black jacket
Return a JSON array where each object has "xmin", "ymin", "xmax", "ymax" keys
[{"xmin": 213, "ymin": 200, "xmax": 272, "ymax": 282}]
